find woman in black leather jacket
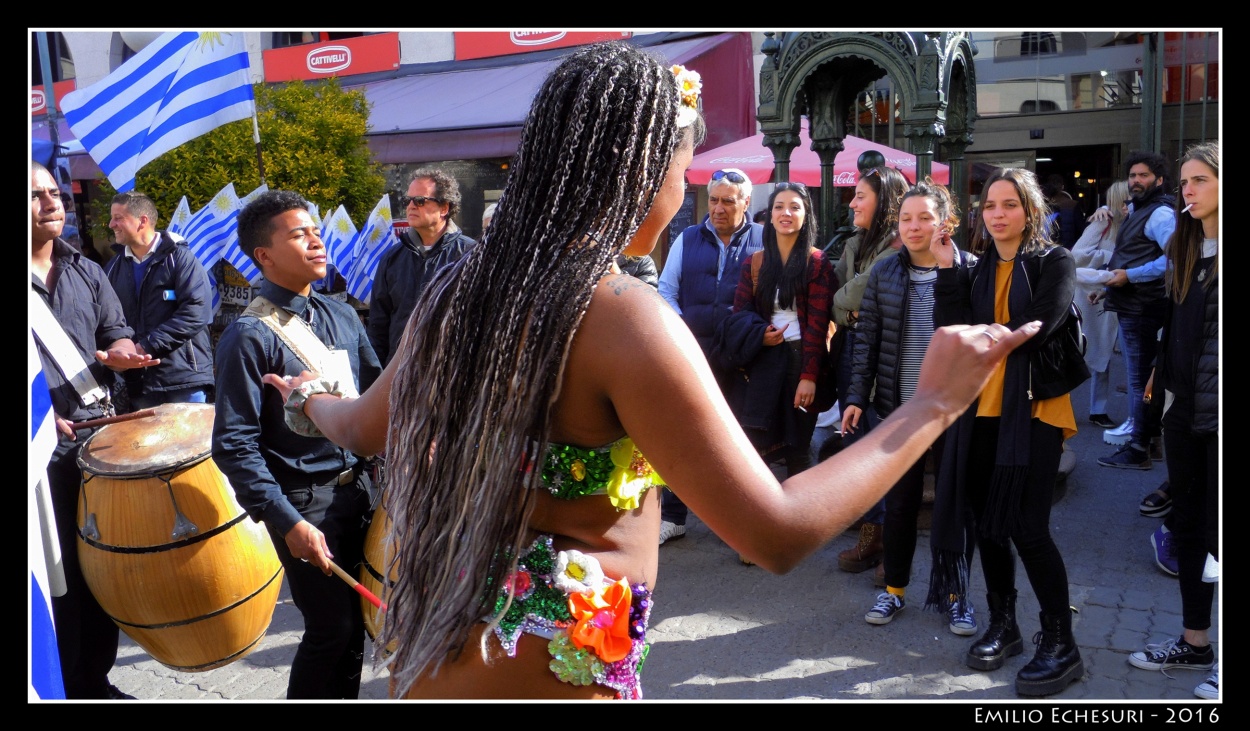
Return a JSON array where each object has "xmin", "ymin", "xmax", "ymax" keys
[{"xmin": 928, "ymin": 167, "xmax": 1086, "ymax": 698}]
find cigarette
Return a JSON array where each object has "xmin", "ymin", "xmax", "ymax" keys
[
  {"xmin": 1182, "ymin": 203, "xmax": 1195, "ymax": 214},
  {"xmin": 797, "ymin": 405, "xmax": 808, "ymax": 413}
]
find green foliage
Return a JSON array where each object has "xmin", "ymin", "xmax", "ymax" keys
[{"xmin": 89, "ymin": 78, "xmax": 384, "ymax": 241}]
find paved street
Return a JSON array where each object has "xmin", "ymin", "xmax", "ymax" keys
[{"xmin": 99, "ymin": 352, "xmax": 1220, "ymax": 705}]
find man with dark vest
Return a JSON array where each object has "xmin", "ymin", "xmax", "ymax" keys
[
  {"xmin": 656, "ymin": 167, "xmax": 763, "ymax": 543},
  {"xmin": 1097, "ymin": 151, "xmax": 1176, "ymax": 470}
]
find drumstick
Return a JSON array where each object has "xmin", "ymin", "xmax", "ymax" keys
[
  {"xmin": 327, "ymin": 559, "xmax": 387, "ymax": 612},
  {"xmin": 71, "ymin": 408, "xmax": 158, "ymax": 431}
]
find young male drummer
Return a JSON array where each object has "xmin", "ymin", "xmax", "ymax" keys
[
  {"xmin": 31, "ymin": 161, "xmax": 158, "ymax": 699},
  {"xmin": 211, "ymin": 190, "xmax": 382, "ymax": 699}
]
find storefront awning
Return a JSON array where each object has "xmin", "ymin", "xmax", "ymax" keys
[{"xmin": 352, "ymin": 33, "xmax": 752, "ymax": 164}]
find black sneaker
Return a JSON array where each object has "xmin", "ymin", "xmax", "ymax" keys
[
  {"xmin": 1129, "ymin": 638, "xmax": 1215, "ymax": 672},
  {"xmin": 106, "ymin": 684, "xmax": 136, "ymax": 700},
  {"xmin": 1089, "ymin": 413, "xmax": 1116, "ymax": 429},
  {"xmin": 1098, "ymin": 445, "xmax": 1151, "ymax": 470}
]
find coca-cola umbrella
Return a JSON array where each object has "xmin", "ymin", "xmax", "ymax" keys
[{"xmin": 686, "ymin": 119, "xmax": 948, "ymax": 187}]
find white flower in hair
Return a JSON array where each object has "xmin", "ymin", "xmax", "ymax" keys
[{"xmin": 670, "ymin": 64, "xmax": 702, "ymax": 128}]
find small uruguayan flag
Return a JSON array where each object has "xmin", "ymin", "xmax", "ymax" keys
[
  {"xmin": 221, "ymin": 184, "xmax": 268, "ymax": 286},
  {"xmin": 346, "ymin": 196, "xmax": 399, "ymax": 305},
  {"xmin": 166, "ymin": 196, "xmax": 192, "ymax": 237},
  {"xmin": 317, "ymin": 205, "xmax": 358, "ymax": 292},
  {"xmin": 182, "ymin": 183, "xmax": 244, "ymax": 314}
]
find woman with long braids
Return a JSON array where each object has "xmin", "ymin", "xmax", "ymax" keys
[
  {"xmin": 265, "ymin": 42, "xmax": 1041, "ymax": 700},
  {"xmin": 927, "ymin": 167, "xmax": 1088, "ymax": 697}
]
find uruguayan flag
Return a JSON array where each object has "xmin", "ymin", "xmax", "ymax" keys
[
  {"xmin": 29, "ymin": 332, "xmax": 65, "ymax": 700},
  {"xmin": 346, "ymin": 196, "xmax": 399, "ymax": 305},
  {"xmin": 315, "ymin": 205, "xmax": 357, "ymax": 292},
  {"xmin": 61, "ymin": 32, "xmax": 254, "ymax": 193},
  {"xmin": 220, "ymin": 184, "xmax": 268, "ymax": 286},
  {"xmin": 167, "ymin": 196, "xmax": 192, "ymax": 237},
  {"xmin": 183, "ymin": 183, "xmax": 243, "ymax": 314}
]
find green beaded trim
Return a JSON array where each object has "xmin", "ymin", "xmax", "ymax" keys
[{"xmin": 541, "ymin": 438, "xmax": 627, "ymax": 499}]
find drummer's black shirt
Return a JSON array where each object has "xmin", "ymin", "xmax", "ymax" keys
[
  {"xmin": 212, "ymin": 280, "xmax": 381, "ymax": 537},
  {"xmin": 32, "ymin": 238, "xmax": 135, "ymax": 458}
]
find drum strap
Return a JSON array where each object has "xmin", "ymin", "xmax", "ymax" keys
[
  {"xmin": 243, "ymin": 296, "xmax": 359, "ymax": 398},
  {"xmin": 29, "ymin": 288, "xmax": 109, "ymax": 409}
]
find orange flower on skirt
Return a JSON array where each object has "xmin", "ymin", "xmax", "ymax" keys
[{"xmin": 567, "ymin": 578, "xmax": 633, "ymax": 663}]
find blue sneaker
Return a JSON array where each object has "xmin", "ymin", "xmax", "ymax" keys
[
  {"xmin": 865, "ymin": 592, "xmax": 904, "ymax": 625},
  {"xmin": 1151, "ymin": 524, "xmax": 1179, "ymax": 577}
]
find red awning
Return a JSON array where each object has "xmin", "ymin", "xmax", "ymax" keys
[{"xmin": 687, "ymin": 119, "xmax": 949, "ymax": 187}]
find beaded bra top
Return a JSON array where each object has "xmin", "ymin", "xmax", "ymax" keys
[{"xmin": 540, "ymin": 437, "xmax": 665, "ymax": 511}]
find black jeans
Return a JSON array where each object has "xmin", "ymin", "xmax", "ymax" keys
[
  {"xmin": 47, "ymin": 438, "xmax": 120, "ymax": 699},
  {"xmin": 881, "ymin": 435, "xmax": 965, "ymax": 589},
  {"xmin": 1165, "ymin": 427, "xmax": 1218, "ymax": 631},
  {"xmin": 270, "ymin": 471, "xmax": 378, "ymax": 699},
  {"xmin": 968, "ymin": 417, "xmax": 1071, "ymax": 616}
]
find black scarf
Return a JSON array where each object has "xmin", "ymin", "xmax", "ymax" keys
[{"xmin": 925, "ymin": 248, "xmax": 1035, "ymax": 611}]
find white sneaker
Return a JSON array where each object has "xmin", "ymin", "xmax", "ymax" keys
[
  {"xmin": 1104, "ymin": 417, "xmax": 1136, "ymax": 445},
  {"xmin": 1194, "ymin": 663, "xmax": 1218, "ymax": 700},
  {"xmin": 658, "ymin": 520, "xmax": 686, "ymax": 545}
]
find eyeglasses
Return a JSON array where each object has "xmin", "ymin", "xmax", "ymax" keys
[
  {"xmin": 401, "ymin": 195, "xmax": 443, "ymax": 208},
  {"xmin": 774, "ymin": 181, "xmax": 808, "ymax": 193},
  {"xmin": 711, "ymin": 170, "xmax": 747, "ymax": 184}
]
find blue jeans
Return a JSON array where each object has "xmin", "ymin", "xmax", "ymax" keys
[{"xmin": 1117, "ymin": 311, "xmax": 1164, "ymax": 449}]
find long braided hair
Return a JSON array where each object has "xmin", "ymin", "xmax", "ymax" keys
[{"xmin": 378, "ymin": 41, "xmax": 700, "ymax": 692}]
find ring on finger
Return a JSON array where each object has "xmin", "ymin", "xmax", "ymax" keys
[{"xmin": 982, "ymin": 330, "xmax": 1000, "ymax": 345}]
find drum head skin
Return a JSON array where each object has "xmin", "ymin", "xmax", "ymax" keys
[{"xmin": 79, "ymin": 403, "xmax": 214, "ymax": 477}]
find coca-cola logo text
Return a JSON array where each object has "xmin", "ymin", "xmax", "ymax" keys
[{"xmin": 32, "ymin": 89, "xmax": 46, "ymax": 113}]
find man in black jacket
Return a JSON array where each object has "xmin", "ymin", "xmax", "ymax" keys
[
  {"xmin": 368, "ymin": 168, "xmax": 477, "ymax": 365},
  {"xmin": 1097, "ymin": 151, "xmax": 1176, "ymax": 470},
  {"xmin": 104, "ymin": 191, "xmax": 214, "ymax": 410}
]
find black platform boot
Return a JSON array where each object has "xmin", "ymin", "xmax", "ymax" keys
[
  {"xmin": 1016, "ymin": 608, "xmax": 1084, "ymax": 696},
  {"xmin": 966, "ymin": 591, "xmax": 1023, "ymax": 671}
]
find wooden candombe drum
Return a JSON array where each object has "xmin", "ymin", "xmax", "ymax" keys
[
  {"xmin": 360, "ymin": 466, "xmax": 396, "ymax": 655},
  {"xmin": 76, "ymin": 403, "xmax": 284, "ymax": 672}
]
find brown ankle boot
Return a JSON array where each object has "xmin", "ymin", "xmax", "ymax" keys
[{"xmin": 838, "ymin": 522, "xmax": 883, "ymax": 572}]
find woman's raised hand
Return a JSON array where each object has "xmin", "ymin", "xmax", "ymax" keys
[{"xmin": 929, "ymin": 227, "xmax": 955, "ymax": 268}]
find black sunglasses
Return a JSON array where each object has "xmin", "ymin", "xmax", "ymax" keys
[
  {"xmin": 711, "ymin": 169, "xmax": 747, "ymax": 184},
  {"xmin": 401, "ymin": 195, "xmax": 443, "ymax": 208},
  {"xmin": 775, "ymin": 181, "xmax": 808, "ymax": 193},
  {"xmin": 860, "ymin": 167, "xmax": 884, "ymax": 179}
]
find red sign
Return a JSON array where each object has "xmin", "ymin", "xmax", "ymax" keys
[
  {"xmin": 31, "ymin": 79, "xmax": 78, "ymax": 115},
  {"xmin": 455, "ymin": 32, "xmax": 632, "ymax": 61},
  {"xmin": 263, "ymin": 33, "xmax": 400, "ymax": 83}
]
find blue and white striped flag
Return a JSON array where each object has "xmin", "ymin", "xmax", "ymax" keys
[
  {"xmin": 220, "ymin": 184, "xmax": 268, "ymax": 286},
  {"xmin": 61, "ymin": 32, "xmax": 254, "ymax": 193},
  {"xmin": 183, "ymin": 183, "xmax": 243, "ymax": 314},
  {"xmin": 166, "ymin": 195, "xmax": 192, "ymax": 237},
  {"xmin": 345, "ymin": 196, "xmax": 399, "ymax": 305},
  {"xmin": 29, "ymin": 332, "xmax": 65, "ymax": 700},
  {"xmin": 316, "ymin": 205, "xmax": 357, "ymax": 292}
]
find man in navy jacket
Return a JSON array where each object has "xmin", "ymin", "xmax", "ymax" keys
[{"xmin": 104, "ymin": 191, "xmax": 214, "ymax": 410}]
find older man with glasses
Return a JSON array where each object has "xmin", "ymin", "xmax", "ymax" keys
[
  {"xmin": 368, "ymin": 168, "xmax": 477, "ymax": 366},
  {"xmin": 656, "ymin": 167, "xmax": 764, "ymax": 544}
]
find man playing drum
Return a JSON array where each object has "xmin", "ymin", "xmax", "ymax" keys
[
  {"xmin": 211, "ymin": 190, "xmax": 382, "ymax": 699},
  {"xmin": 31, "ymin": 161, "xmax": 158, "ymax": 699}
]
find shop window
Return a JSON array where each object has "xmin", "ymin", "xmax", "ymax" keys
[
  {"xmin": 272, "ymin": 32, "xmax": 368, "ymax": 49},
  {"xmin": 31, "ymin": 32, "xmax": 74, "ymax": 85}
]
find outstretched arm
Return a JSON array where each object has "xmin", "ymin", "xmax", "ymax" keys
[
  {"xmin": 598, "ymin": 286, "xmax": 1039, "ymax": 574},
  {"xmin": 262, "ymin": 356, "xmax": 395, "ymax": 456}
]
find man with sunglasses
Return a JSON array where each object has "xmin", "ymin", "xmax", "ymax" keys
[
  {"xmin": 368, "ymin": 168, "xmax": 476, "ymax": 366},
  {"xmin": 656, "ymin": 167, "xmax": 763, "ymax": 544}
]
